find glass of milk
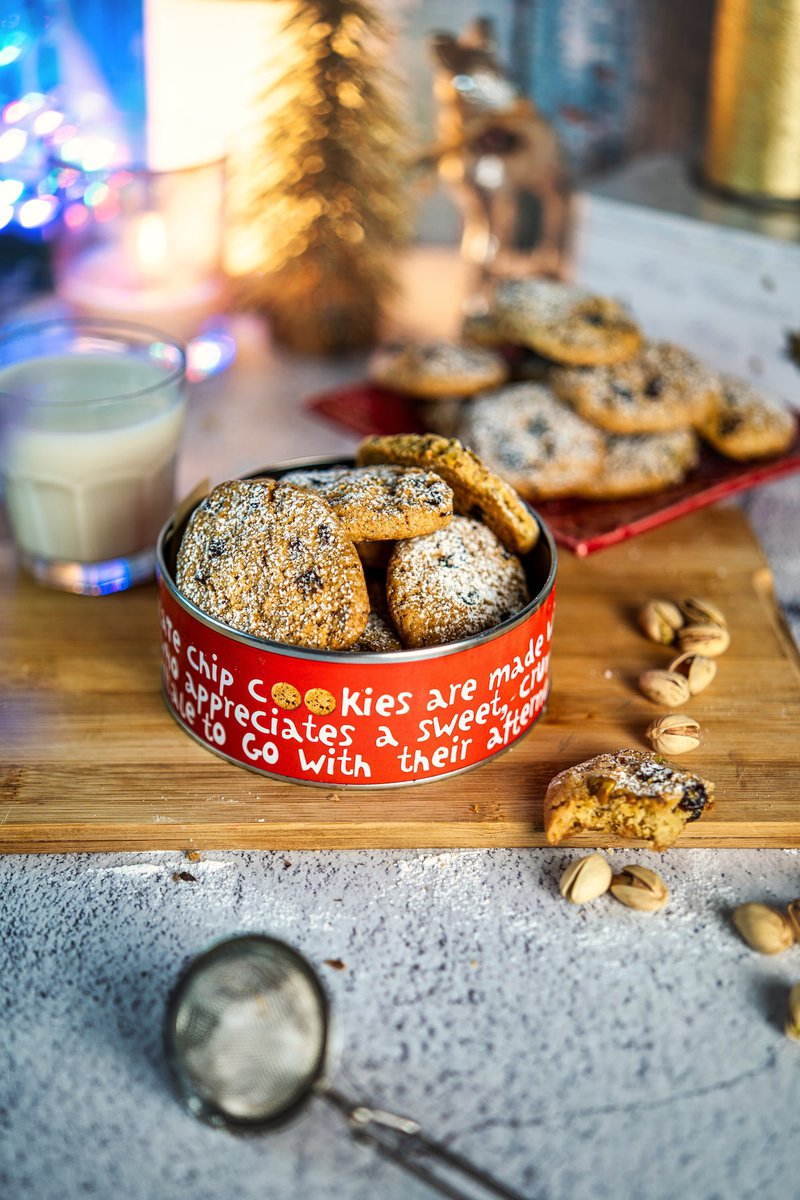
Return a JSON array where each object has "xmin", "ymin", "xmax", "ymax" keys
[{"xmin": 0, "ymin": 318, "xmax": 187, "ymax": 594}]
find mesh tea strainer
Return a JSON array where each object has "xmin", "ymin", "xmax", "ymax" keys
[{"xmin": 164, "ymin": 934, "xmax": 527, "ymax": 1200}]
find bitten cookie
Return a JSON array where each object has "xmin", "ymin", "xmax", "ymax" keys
[
  {"xmin": 578, "ymin": 429, "xmax": 699, "ymax": 499},
  {"xmin": 280, "ymin": 464, "xmax": 453, "ymax": 541},
  {"xmin": 697, "ymin": 375, "xmax": 797, "ymax": 460},
  {"xmin": 356, "ymin": 433, "xmax": 539, "ymax": 555},
  {"xmin": 386, "ymin": 516, "xmax": 530, "ymax": 648},
  {"xmin": 543, "ymin": 748, "xmax": 715, "ymax": 851},
  {"xmin": 550, "ymin": 341, "xmax": 720, "ymax": 434},
  {"xmin": 493, "ymin": 279, "xmax": 642, "ymax": 366},
  {"xmin": 369, "ymin": 339, "xmax": 508, "ymax": 399},
  {"xmin": 456, "ymin": 383, "xmax": 605, "ymax": 501},
  {"xmin": 176, "ymin": 479, "xmax": 369, "ymax": 650}
]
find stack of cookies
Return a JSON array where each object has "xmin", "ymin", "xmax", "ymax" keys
[
  {"xmin": 369, "ymin": 279, "xmax": 797, "ymax": 503},
  {"xmin": 175, "ymin": 434, "xmax": 539, "ymax": 653}
]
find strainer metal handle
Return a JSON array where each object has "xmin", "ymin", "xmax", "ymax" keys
[{"xmin": 324, "ymin": 1086, "xmax": 528, "ymax": 1200}]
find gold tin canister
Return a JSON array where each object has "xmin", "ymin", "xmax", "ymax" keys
[{"xmin": 704, "ymin": 0, "xmax": 800, "ymax": 204}]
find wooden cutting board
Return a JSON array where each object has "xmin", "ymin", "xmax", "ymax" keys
[{"xmin": 2, "ymin": 505, "xmax": 799, "ymax": 851}]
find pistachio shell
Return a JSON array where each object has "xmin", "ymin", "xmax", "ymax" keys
[
  {"xmin": 645, "ymin": 714, "xmax": 700, "ymax": 755},
  {"xmin": 639, "ymin": 599, "xmax": 684, "ymax": 645},
  {"xmin": 680, "ymin": 597, "xmax": 727, "ymax": 628},
  {"xmin": 786, "ymin": 899, "xmax": 800, "ymax": 942},
  {"xmin": 638, "ymin": 669, "xmax": 691, "ymax": 707},
  {"xmin": 610, "ymin": 865, "xmax": 669, "ymax": 912},
  {"xmin": 732, "ymin": 902, "xmax": 795, "ymax": 954},
  {"xmin": 677, "ymin": 622, "xmax": 730, "ymax": 658},
  {"xmin": 559, "ymin": 853, "xmax": 613, "ymax": 904},
  {"xmin": 786, "ymin": 982, "xmax": 800, "ymax": 1042},
  {"xmin": 668, "ymin": 652, "xmax": 717, "ymax": 695}
]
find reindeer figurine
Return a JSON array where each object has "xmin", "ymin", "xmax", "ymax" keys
[{"xmin": 422, "ymin": 18, "xmax": 570, "ymax": 287}]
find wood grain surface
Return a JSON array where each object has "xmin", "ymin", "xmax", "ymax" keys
[{"xmin": 2, "ymin": 505, "xmax": 799, "ymax": 851}]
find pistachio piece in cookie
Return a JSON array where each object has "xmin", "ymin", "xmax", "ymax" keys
[
  {"xmin": 280, "ymin": 464, "xmax": 453, "ymax": 541},
  {"xmin": 176, "ymin": 479, "xmax": 369, "ymax": 650},
  {"xmin": 356, "ymin": 433, "xmax": 539, "ymax": 555}
]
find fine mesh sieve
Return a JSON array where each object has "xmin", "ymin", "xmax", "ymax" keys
[{"xmin": 164, "ymin": 934, "xmax": 528, "ymax": 1200}]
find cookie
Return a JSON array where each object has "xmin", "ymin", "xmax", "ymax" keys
[
  {"xmin": 460, "ymin": 311, "xmax": 507, "ymax": 349},
  {"xmin": 386, "ymin": 515, "xmax": 530, "ymax": 649},
  {"xmin": 304, "ymin": 687, "xmax": 336, "ymax": 715},
  {"xmin": 368, "ymin": 339, "xmax": 508, "ymax": 399},
  {"xmin": 356, "ymin": 433, "xmax": 539, "ymax": 555},
  {"xmin": 176, "ymin": 479, "xmax": 369, "ymax": 650},
  {"xmin": 493, "ymin": 278, "xmax": 641, "ymax": 366},
  {"xmin": 550, "ymin": 341, "xmax": 720, "ymax": 434},
  {"xmin": 271, "ymin": 682, "xmax": 302, "ymax": 710},
  {"xmin": 351, "ymin": 610, "xmax": 404, "ymax": 653},
  {"xmin": 279, "ymin": 464, "xmax": 453, "ymax": 541},
  {"xmin": 457, "ymin": 383, "xmax": 605, "ymax": 501},
  {"xmin": 351, "ymin": 576, "xmax": 403, "ymax": 653},
  {"xmin": 697, "ymin": 375, "xmax": 797, "ymax": 460},
  {"xmin": 578, "ymin": 430, "xmax": 699, "ymax": 499},
  {"xmin": 543, "ymin": 748, "xmax": 715, "ymax": 851}
]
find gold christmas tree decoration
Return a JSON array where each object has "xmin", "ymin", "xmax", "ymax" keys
[{"xmin": 239, "ymin": 0, "xmax": 411, "ymax": 354}]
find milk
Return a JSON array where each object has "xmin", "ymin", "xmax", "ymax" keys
[{"xmin": 1, "ymin": 353, "xmax": 186, "ymax": 563}]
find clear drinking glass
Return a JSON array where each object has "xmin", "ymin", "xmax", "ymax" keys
[{"xmin": 0, "ymin": 318, "xmax": 186, "ymax": 594}]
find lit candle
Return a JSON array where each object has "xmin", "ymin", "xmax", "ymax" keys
[{"xmin": 0, "ymin": 320, "xmax": 186, "ymax": 593}]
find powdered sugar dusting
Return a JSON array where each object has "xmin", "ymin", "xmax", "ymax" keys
[
  {"xmin": 387, "ymin": 515, "xmax": 529, "ymax": 648},
  {"xmin": 280, "ymin": 464, "xmax": 453, "ymax": 539}
]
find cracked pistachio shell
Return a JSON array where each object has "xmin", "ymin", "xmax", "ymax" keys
[
  {"xmin": 732, "ymin": 902, "xmax": 795, "ymax": 954},
  {"xmin": 638, "ymin": 669, "xmax": 691, "ymax": 707},
  {"xmin": 610, "ymin": 865, "xmax": 669, "ymax": 912},
  {"xmin": 786, "ymin": 982, "xmax": 800, "ymax": 1042},
  {"xmin": 645, "ymin": 714, "xmax": 700, "ymax": 755},
  {"xmin": 668, "ymin": 652, "xmax": 717, "ymax": 695},
  {"xmin": 680, "ymin": 597, "xmax": 727, "ymax": 628},
  {"xmin": 559, "ymin": 853, "xmax": 613, "ymax": 904},
  {"xmin": 786, "ymin": 899, "xmax": 800, "ymax": 942},
  {"xmin": 677, "ymin": 622, "xmax": 730, "ymax": 658},
  {"xmin": 639, "ymin": 599, "xmax": 684, "ymax": 644}
]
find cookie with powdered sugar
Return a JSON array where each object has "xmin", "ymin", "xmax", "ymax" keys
[
  {"xmin": 369, "ymin": 339, "xmax": 508, "ymax": 399},
  {"xmin": 550, "ymin": 341, "xmax": 720, "ymax": 434},
  {"xmin": 493, "ymin": 278, "xmax": 641, "ymax": 366},
  {"xmin": 356, "ymin": 433, "xmax": 539, "ymax": 555},
  {"xmin": 176, "ymin": 479, "xmax": 369, "ymax": 650},
  {"xmin": 386, "ymin": 516, "xmax": 530, "ymax": 649},
  {"xmin": 280, "ymin": 464, "xmax": 453, "ymax": 541},
  {"xmin": 697, "ymin": 375, "xmax": 797, "ymax": 460},
  {"xmin": 578, "ymin": 429, "xmax": 699, "ymax": 499},
  {"xmin": 456, "ymin": 383, "xmax": 605, "ymax": 501}
]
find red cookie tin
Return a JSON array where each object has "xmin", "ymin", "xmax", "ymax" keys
[{"xmin": 156, "ymin": 458, "xmax": 557, "ymax": 789}]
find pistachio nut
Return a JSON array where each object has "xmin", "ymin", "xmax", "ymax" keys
[
  {"xmin": 639, "ymin": 599, "xmax": 684, "ymax": 645},
  {"xmin": 668, "ymin": 652, "xmax": 717, "ymax": 695},
  {"xmin": 786, "ymin": 982, "xmax": 800, "ymax": 1042},
  {"xmin": 680, "ymin": 597, "xmax": 727, "ymax": 628},
  {"xmin": 559, "ymin": 853, "xmax": 613, "ymax": 904},
  {"xmin": 610, "ymin": 865, "xmax": 669, "ymax": 912},
  {"xmin": 786, "ymin": 899, "xmax": 800, "ymax": 942},
  {"xmin": 638, "ymin": 669, "xmax": 691, "ymax": 708},
  {"xmin": 732, "ymin": 902, "xmax": 795, "ymax": 954},
  {"xmin": 645, "ymin": 713, "xmax": 700, "ymax": 755},
  {"xmin": 677, "ymin": 622, "xmax": 731, "ymax": 658}
]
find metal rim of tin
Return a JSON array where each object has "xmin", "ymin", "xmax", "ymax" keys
[{"xmin": 156, "ymin": 454, "xmax": 558, "ymax": 665}]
